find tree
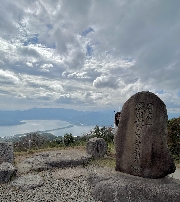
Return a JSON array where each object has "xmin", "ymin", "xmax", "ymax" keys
[
  {"xmin": 64, "ymin": 133, "xmax": 74, "ymax": 146},
  {"xmin": 13, "ymin": 132, "xmax": 47, "ymax": 152},
  {"xmin": 167, "ymin": 117, "xmax": 180, "ymax": 157},
  {"xmin": 88, "ymin": 125, "xmax": 114, "ymax": 143}
]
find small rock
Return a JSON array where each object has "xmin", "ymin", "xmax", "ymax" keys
[
  {"xmin": 0, "ymin": 142, "xmax": 14, "ymax": 164},
  {"xmin": 0, "ymin": 162, "xmax": 17, "ymax": 184},
  {"xmin": 86, "ymin": 137, "xmax": 107, "ymax": 159}
]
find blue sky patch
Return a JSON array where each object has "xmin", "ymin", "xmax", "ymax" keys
[
  {"xmin": 155, "ymin": 90, "xmax": 164, "ymax": 94},
  {"xmin": 46, "ymin": 24, "xmax": 53, "ymax": 30},
  {"xmin": 86, "ymin": 44, "xmax": 93, "ymax": 56},
  {"xmin": 23, "ymin": 34, "xmax": 39, "ymax": 46},
  {"xmin": 81, "ymin": 27, "xmax": 94, "ymax": 36}
]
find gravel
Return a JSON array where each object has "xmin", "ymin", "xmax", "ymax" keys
[{"xmin": 0, "ymin": 166, "xmax": 100, "ymax": 202}]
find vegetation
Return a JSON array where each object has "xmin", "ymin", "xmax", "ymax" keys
[
  {"xmin": 63, "ymin": 133, "xmax": 74, "ymax": 146},
  {"xmin": 12, "ymin": 125, "xmax": 114, "ymax": 156},
  {"xmin": 7, "ymin": 119, "xmax": 180, "ymax": 166},
  {"xmin": 13, "ymin": 132, "xmax": 47, "ymax": 152},
  {"xmin": 87, "ymin": 125, "xmax": 114, "ymax": 143},
  {"xmin": 89, "ymin": 156, "xmax": 116, "ymax": 168},
  {"xmin": 167, "ymin": 117, "xmax": 180, "ymax": 164},
  {"xmin": 12, "ymin": 126, "xmax": 116, "ymax": 169}
]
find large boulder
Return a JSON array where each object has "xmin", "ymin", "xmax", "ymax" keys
[
  {"xmin": 0, "ymin": 162, "xmax": 17, "ymax": 184},
  {"xmin": 115, "ymin": 91, "xmax": 175, "ymax": 178},
  {"xmin": 87, "ymin": 167, "xmax": 180, "ymax": 202},
  {"xmin": 86, "ymin": 137, "xmax": 107, "ymax": 159}
]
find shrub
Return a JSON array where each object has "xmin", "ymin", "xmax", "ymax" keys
[
  {"xmin": 14, "ymin": 132, "xmax": 47, "ymax": 152},
  {"xmin": 167, "ymin": 117, "xmax": 180, "ymax": 158},
  {"xmin": 87, "ymin": 125, "xmax": 114, "ymax": 143},
  {"xmin": 13, "ymin": 126, "xmax": 115, "ymax": 152},
  {"xmin": 64, "ymin": 133, "xmax": 74, "ymax": 146}
]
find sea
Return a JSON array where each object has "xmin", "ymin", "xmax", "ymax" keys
[{"xmin": 0, "ymin": 120, "xmax": 95, "ymax": 138}]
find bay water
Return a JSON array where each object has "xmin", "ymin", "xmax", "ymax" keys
[{"xmin": 0, "ymin": 120, "xmax": 94, "ymax": 138}]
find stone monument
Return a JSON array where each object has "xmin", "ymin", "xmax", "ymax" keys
[{"xmin": 115, "ymin": 91, "xmax": 176, "ymax": 178}]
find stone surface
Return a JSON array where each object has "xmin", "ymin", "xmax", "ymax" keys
[
  {"xmin": 16, "ymin": 149, "xmax": 92, "ymax": 173},
  {"xmin": 11, "ymin": 174, "xmax": 44, "ymax": 191},
  {"xmin": 169, "ymin": 167, "xmax": 180, "ymax": 180},
  {"xmin": 115, "ymin": 91, "xmax": 175, "ymax": 178},
  {"xmin": 51, "ymin": 166, "xmax": 89, "ymax": 179},
  {"xmin": 0, "ymin": 170, "xmax": 96, "ymax": 202},
  {"xmin": 86, "ymin": 137, "xmax": 107, "ymax": 159},
  {"xmin": 0, "ymin": 162, "xmax": 17, "ymax": 184},
  {"xmin": 0, "ymin": 142, "xmax": 14, "ymax": 164},
  {"xmin": 88, "ymin": 168, "xmax": 180, "ymax": 202}
]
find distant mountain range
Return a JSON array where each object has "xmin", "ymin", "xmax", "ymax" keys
[{"xmin": 0, "ymin": 108, "xmax": 115, "ymax": 127}]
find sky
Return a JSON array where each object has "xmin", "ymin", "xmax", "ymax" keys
[{"xmin": 0, "ymin": 0, "xmax": 180, "ymax": 116}]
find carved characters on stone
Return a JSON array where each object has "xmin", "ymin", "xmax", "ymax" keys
[{"xmin": 115, "ymin": 91, "xmax": 175, "ymax": 178}]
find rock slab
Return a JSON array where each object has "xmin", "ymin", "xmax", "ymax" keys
[
  {"xmin": 16, "ymin": 149, "xmax": 92, "ymax": 173},
  {"xmin": 88, "ymin": 167, "xmax": 180, "ymax": 202},
  {"xmin": 86, "ymin": 137, "xmax": 107, "ymax": 159},
  {"xmin": 115, "ymin": 91, "xmax": 175, "ymax": 178}
]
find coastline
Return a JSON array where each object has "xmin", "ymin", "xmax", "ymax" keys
[{"xmin": 0, "ymin": 120, "xmax": 94, "ymax": 141}]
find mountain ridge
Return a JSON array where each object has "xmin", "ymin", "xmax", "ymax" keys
[{"xmin": 0, "ymin": 108, "xmax": 115, "ymax": 127}]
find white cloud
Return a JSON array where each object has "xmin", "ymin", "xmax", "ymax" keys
[
  {"xmin": 0, "ymin": 69, "xmax": 19, "ymax": 84},
  {"xmin": 39, "ymin": 63, "xmax": 53, "ymax": 72},
  {"xmin": 93, "ymin": 76, "xmax": 119, "ymax": 89},
  {"xmin": 0, "ymin": 0, "xmax": 179, "ymax": 115},
  {"xmin": 41, "ymin": 64, "xmax": 53, "ymax": 68},
  {"xmin": 49, "ymin": 83, "xmax": 63, "ymax": 92},
  {"xmin": 16, "ymin": 93, "xmax": 26, "ymax": 98},
  {"xmin": 0, "ymin": 60, "xmax": 4, "ymax": 65},
  {"xmin": 26, "ymin": 62, "xmax": 33, "ymax": 67}
]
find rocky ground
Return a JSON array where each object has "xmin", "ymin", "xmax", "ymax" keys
[
  {"xmin": 0, "ymin": 147, "xmax": 179, "ymax": 202},
  {"xmin": 0, "ymin": 147, "xmax": 104, "ymax": 202},
  {"xmin": 0, "ymin": 166, "xmax": 102, "ymax": 202}
]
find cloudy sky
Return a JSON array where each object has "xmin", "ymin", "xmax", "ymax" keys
[{"xmin": 0, "ymin": 0, "xmax": 180, "ymax": 115}]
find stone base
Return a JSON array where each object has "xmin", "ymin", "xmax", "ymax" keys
[{"xmin": 87, "ymin": 167, "xmax": 180, "ymax": 202}]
